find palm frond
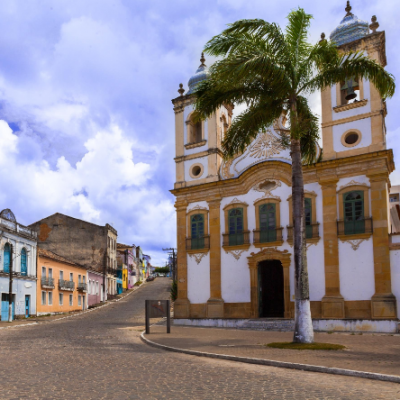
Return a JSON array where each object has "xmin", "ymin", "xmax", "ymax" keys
[{"xmin": 222, "ymin": 99, "xmax": 284, "ymax": 158}]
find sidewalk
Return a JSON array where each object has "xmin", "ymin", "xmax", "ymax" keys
[
  {"xmin": 144, "ymin": 324, "xmax": 400, "ymax": 378},
  {"xmin": 0, "ymin": 282, "xmax": 147, "ymax": 329}
]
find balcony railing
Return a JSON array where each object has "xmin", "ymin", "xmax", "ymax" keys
[
  {"xmin": 59, "ymin": 279, "xmax": 75, "ymax": 291},
  {"xmin": 77, "ymin": 282, "xmax": 87, "ymax": 291},
  {"xmin": 41, "ymin": 277, "xmax": 55, "ymax": 289},
  {"xmin": 253, "ymin": 228, "xmax": 283, "ymax": 244},
  {"xmin": 337, "ymin": 217, "xmax": 373, "ymax": 236},
  {"xmin": 186, "ymin": 235, "xmax": 210, "ymax": 251},
  {"xmin": 287, "ymin": 223, "xmax": 320, "ymax": 241},
  {"xmin": 222, "ymin": 231, "xmax": 250, "ymax": 247},
  {"xmin": 106, "ymin": 267, "xmax": 118, "ymax": 277}
]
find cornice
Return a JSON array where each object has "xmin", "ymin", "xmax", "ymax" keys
[
  {"xmin": 333, "ymin": 99, "xmax": 368, "ymax": 113},
  {"xmin": 322, "ymin": 109, "xmax": 381, "ymax": 128}
]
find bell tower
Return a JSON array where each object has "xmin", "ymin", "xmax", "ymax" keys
[
  {"xmin": 321, "ymin": 2, "xmax": 387, "ymax": 160},
  {"xmin": 172, "ymin": 54, "xmax": 233, "ymax": 189}
]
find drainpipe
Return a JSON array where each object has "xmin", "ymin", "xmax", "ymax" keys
[{"xmin": 8, "ymin": 243, "xmax": 13, "ymax": 322}]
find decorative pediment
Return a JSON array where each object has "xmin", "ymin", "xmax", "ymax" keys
[
  {"xmin": 188, "ymin": 252, "xmax": 208, "ymax": 264},
  {"xmin": 337, "ymin": 180, "xmax": 370, "ymax": 192},
  {"xmin": 187, "ymin": 205, "xmax": 208, "ymax": 213},
  {"xmin": 225, "ymin": 249, "xmax": 246, "ymax": 260},
  {"xmin": 253, "ymin": 180, "xmax": 281, "ymax": 194},
  {"xmin": 247, "ymin": 247, "xmax": 291, "ymax": 268},
  {"xmin": 223, "ymin": 198, "xmax": 249, "ymax": 209}
]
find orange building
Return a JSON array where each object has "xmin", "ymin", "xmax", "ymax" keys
[{"xmin": 37, "ymin": 248, "xmax": 88, "ymax": 315}]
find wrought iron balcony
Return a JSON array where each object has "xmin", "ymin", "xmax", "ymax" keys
[
  {"xmin": 287, "ymin": 223, "xmax": 320, "ymax": 241},
  {"xmin": 222, "ymin": 231, "xmax": 250, "ymax": 247},
  {"xmin": 77, "ymin": 282, "xmax": 87, "ymax": 292},
  {"xmin": 186, "ymin": 235, "xmax": 210, "ymax": 251},
  {"xmin": 59, "ymin": 279, "xmax": 75, "ymax": 291},
  {"xmin": 41, "ymin": 277, "xmax": 55, "ymax": 289},
  {"xmin": 253, "ymin": 228, "xmax": 283, "ymax": 244},
  {"xmin": 337, "ymin": 217, "xmax": 373, "ymax": 236}
]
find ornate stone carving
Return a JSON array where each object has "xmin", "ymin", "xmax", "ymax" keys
[
  {"xmin": 188, "ymin": 252, "xmax": 208, "ymax": 264},
  {"xmin": 253, "ymin": 193, "xmax": 281, "ymax": 204},
  {"xmin": 339, "ymin": 238, "xmax": 366, "ymax": 250},
  {"xmin": 337, "ymin": 179, "xmax": 369, "ymax": 192},
  {"xmin": 226, "ymin": 197, "xmax": 248, "ymax": 207},
  {"xmin": 253, "ymin": 179, "xmax": 281, "ymax": 194},
  {"xmin": 248, "ymin": 130, "xmax": 284, "ymax": 159},
  {"xmin": 225, "ymin": 249, "xmax": 245, "ymax": 260},
  {"xmin": 247, "ymin": 247, "xmax": 291, "ymax": 268},
  {"xmin": 187, "ymin": 205, "xmax": 208, "ymax": 213}
]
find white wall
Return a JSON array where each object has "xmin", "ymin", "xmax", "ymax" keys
[
  {"xmin": 184, "ymin": 156, "xmax": 208, "ymax": 182},
  {"xmin": 187, "ymin": 252, "xmax": 210, "ymax": 304},
  {"xmin": 390, "ymin": 249, "xmax": 400, "ymax": 318},
  {"xmin": 333, "ymin": 117, "xmax": 372, "ymax": 153}
]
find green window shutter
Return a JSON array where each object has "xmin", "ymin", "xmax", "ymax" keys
[
  {"xmin": 305, "ymin": 198, "xmax": 312, "ymax": 239},
  {"xmin": 343, "ymin": 191, "xmax": 365, "ymax": 234},
  {"xmin": 21, "ymin": 248, "xmax": 27, "ymax": 276},
  {"xmin": 259, "ymin": 203, "xmax": 276, "ymax": 242},
  {"xmin": 228, "ymin": 208, "xmax": 244, "ymax": 245},
  {"xmin": 4, "ymin": 243, "xmax": 10, "ymax": 273},
  {"xmin": 190, "ymin": 214, "xmax": 205, "ymax": 249}
]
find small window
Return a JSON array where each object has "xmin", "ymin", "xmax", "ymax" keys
[
  {"xmin": 343, "ymin": 191, "xmax": 365, "ymax": 235},
  {"xmin": 96, "ymin": 282, "xmax": 99, "ymax": 294},
  {"xmin": 69, "ymin": 294, "xmax": 73, "ymax": 306},
  {"xmin": 41, "ymin": 291, "xmax": 46, "ymax": 305},
  {"xmin": 69, "ymin": 273, "xmax": 73, "ymax": 282},
  {"xmin": 192, "ymin": 166, "xmax": 201, "ymax": 176},
  {"xmin": 48, "ymin": 292, "xmax": 53, "ymax": 306},
  {"xmin": 344, "ymin": 132, "xmax": 359, "ymax": 145},
  {"xmin": 78, "ymin": 295, "xmax": 82, "ymax": 306},
  {"xmin": 78, "ymin": 275, "xmax": 81, "ymax": 284},
  {"xmin": 42, "ymin": 266, "xmax": 46, "ymax": 277},
  {"xmin": 390, "ymin": 194, "xmax": 399, "ymax": 203},
  {"xmin": 48, "ymin": 268, "xmax": 53, "ymax": 279},
  {"xmin": 60, "ymin": 271, "xmax": 64, "ymax": 281},
  {"xmin": 83, "ymin": 276, "xmax": 86, "ymax": 284},
  {"xmin": 228, "ymin": 208, "xmax": 244, "ymax": 246},
  {"xmin": 259, "ymin": 204, "xmax": 276, "ymax": 243},
  {"xmin": 59, "ymin": 293, "xmax": 63, "ymax": 305}
]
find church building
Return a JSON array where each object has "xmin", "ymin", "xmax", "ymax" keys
[{"xmin": 171, "ymin": 4, "xmax": 400, "ymax": 330}]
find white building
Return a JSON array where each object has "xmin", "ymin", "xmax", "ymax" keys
[
  {"xmin": 171, "ymin": 6, "xmax": 400, "ymax": 331},
  {"xmin": 0, "ymin": 209, "xmax": 37, "ymax": 319}
]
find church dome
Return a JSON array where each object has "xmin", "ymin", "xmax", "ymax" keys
[
  {"xmin": 330, "ymin": 1, "xmax": 368, "ymax": 46},
  {"xmin": 187, "ymin": 53, "xmax": 210, "ymax": 95}
]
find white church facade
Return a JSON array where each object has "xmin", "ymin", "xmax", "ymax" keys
[{"xmin": 171, "ymin": 6, "xmax": 400, "ymax": 330}]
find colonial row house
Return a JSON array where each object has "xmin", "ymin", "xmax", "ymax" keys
[
  {"xmin": 37, "ymin": 248, "xmax": 88, "ymax": 315},
  {"xmin": 171, "ymin": 5, "xmax": 400, "ymax": 332},
  {"xmin": 0, "ymin": 209, "xmax": 37, "ymax": 320},
  {"xmin": 29, "ymin": 212, "xmax": 118, "ymax": 304}
]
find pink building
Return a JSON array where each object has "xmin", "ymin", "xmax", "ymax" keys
[{"xmin": 88, "ymin": 270, "xmax": 104, "ymax": 307}]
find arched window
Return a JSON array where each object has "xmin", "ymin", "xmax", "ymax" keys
[
  {"xmin": 343, "ymin": 191, "xmax": 365, "ymax": 234},
  {"xmin": 4, "ymin": 243, "xmax": 10, "ymax": 273},
  {"xmin": 187, "ymin": 115, "xmax": 202, "ymax": 144},
  {"xmin": 21, "ymin": 248, "xmax": 27, "ymax": 276}
]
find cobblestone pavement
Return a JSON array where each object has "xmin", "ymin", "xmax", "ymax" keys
[
  {"xmin": 0, "ymin": 278, "xmax": 399, "ymax": 399},
  {"xmin": 148, "ymin": 324, "xmax": 400, "ymax": 376}
]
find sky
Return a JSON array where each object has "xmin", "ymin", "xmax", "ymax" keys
[{"xmin": 0, "ymin": 0, "xmax": 399, "ymax": 265}]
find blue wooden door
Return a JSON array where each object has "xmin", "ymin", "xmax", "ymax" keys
[
  {"xmin": 25, "ymin": 295, "xmax": 30, "ymax": 318},
  {"xmin": 1, "ymin": 294, "xmax": 15, "ymax": 321}
]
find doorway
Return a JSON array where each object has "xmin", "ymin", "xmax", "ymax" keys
[
  {"xmin": 1, "ymin": 294, "xmax": 15, "ymax": 321},
  {"xmin": 258, "ymin": 260, "xmax": 284, "ymax": 318},
  {"xmin": 25, "ymin": 295, "xmax": 30, "ymax": 318}
]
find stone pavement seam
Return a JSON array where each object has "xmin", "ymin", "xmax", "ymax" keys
[
  {"xmin": 0, "ymin": 280, "xmax": 148, "ymax": 331},
  {"xmin": 140, "ymin": 332, "xmax": 400, "ymax": 384}
]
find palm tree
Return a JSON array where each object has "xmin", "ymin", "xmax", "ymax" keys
[{"xmin": 193, "ymin": 8, "xmax": 395, "ymax": 343}]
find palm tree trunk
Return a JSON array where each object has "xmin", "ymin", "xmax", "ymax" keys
[{"xmin": 290, "ymin": 103, "xmax": 314, "ymax": 344}]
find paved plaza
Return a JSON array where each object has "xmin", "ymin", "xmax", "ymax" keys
[{"xmin": 0, "ymin": 278, "xmax": 399, "ymax": 399}]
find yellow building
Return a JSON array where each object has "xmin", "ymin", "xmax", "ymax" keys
[
  {"xmin": 171, "ymin": 7, "xmax": 399, "ymax": 330},
  {"xmin": 37, "ymin": 248, "xmax": 88, "ymax": 315}
]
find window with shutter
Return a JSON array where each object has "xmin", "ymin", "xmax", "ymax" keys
[
  {"xmin": 305, "ymin": 198, "xmax": 313, "ymax": 238},
  {"xmin": 190, "ymin": 214, "xmax": 205, "ymax": 249},
  {"xmin": 21, "ymin": 248, "xmax": 27, "ymax": 276},
  {"xmin": 3, "ymin": 243, "xmax": 10, "ymax": 273},
  {"xmin": 259, "ymin": 204, "xmax": 276, "ymax": 242},
  {"xmin": 228, "ymin": 208, "xmax": 244, "ymax": 245},
  {"xmin": 343, "ymin": 191, "xmax": 365, "ymax": 234}
]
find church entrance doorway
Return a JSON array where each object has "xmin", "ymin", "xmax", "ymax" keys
[{"xmin": 258, "ymin": 260, "xmax": 284, "ymax": 318}]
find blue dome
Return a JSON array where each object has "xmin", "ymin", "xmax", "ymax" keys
[
  {"xmin": 330, "ymin": 2, "xmax": 368, "ymax": 46},
  {"xmin": 187, "ymin": 53, "xmax": 210, "ymax": 95}
]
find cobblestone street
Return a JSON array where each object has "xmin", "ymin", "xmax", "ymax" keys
[{"xmin": 0, "ymin": 278, "xmax": 399, "ymax": 399}]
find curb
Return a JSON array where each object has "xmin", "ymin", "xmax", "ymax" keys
[
  {"xmin": 0, "ymin": 280, "xmax": 148, "ymax": 331},
  {"xmin": 140, "ymin": 332, "xmax": 400, "ymax": 384}
]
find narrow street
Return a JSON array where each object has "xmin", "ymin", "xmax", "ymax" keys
[{"xmin": 0, "ymin": 278, "xmax": 398, "ymax": 399}]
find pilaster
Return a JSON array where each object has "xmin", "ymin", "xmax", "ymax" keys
[
  {"xmin": 320, "ymin": 178, "xmax": 345, "ymax": 318},
  {"xmin": 206, "ymin": 197, "xmax": 224, "ymax": 318},
  {"xmin": 368, "ymin": 172, "xmax": 397, "ymax": 319},
  {"xmin": 174, "ymin": 200, "xmax": 190, "ymax": 318}
]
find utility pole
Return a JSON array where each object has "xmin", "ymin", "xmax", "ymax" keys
[
  {"xmin": 8, "ymin": 243, "xmax": 13, "ymax": 322},
  {"xmin": 162, "ymin": 248, "xmax": 177, "ymax": 281}
]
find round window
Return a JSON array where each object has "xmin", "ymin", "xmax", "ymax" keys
[
  {"xmin": 344, "ymin": 132, "xmax": 359, "ymax": 145},
  {"xmin": 192, "ymin": 165, "xmax": 201, "ymax": 177}
]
